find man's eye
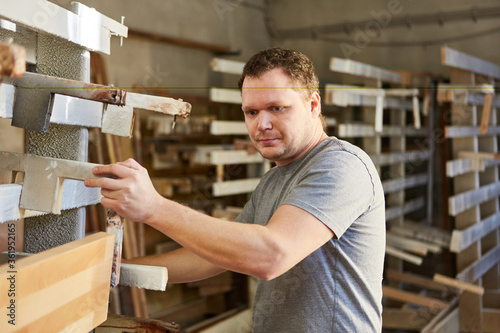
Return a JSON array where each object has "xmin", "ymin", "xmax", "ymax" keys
[
  {"xmin": 273, "ymin": 106, "xmax": 283, "ymax": 112},
  {"xmin": 245, "ymin": 110, "xmax": 257, "ymax": 116}
]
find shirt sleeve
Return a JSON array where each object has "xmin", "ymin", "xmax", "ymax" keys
[{"xmin": 282, "ymin": 150, "xmax": 376, "ymax": 239}]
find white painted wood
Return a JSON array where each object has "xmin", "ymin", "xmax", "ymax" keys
[
  {"xmin": 448, "ymin": 182, "xmax": 500, "ymax": 216},
  {"xmin": 338, "ymin": 123, "xmax": 427, "ymax": 137},
  {"xmin": 210, "ymin": 121, "xmax": 248, "ymax": 135},
  {"xmin": 442, "ymin": 46, "xmax": 500, "ymax": 80},
  {"xmin": 0, "ymin": 1, "xmax": 127, "ymax": 54},
  {"xmin": 209, "ymin": 88, "xmax": 242, "ymax": 104},
  {"xmin": 50, "ymin": 94, "xmax": 103, "ymax": 128},
  {"xmin": 210, "ymin": 150, "xmax": 264, "ymax": 165},
  {"xmin": 0, "ymin": 184, "xmax": 21, "ymax": 223},
  {"xmin": 101, "ymin": 104, "xmax": 134, "ymax": 138},
  {"xmin": 387, "ymin": 233, "xmax": 441, "ymax": 255},
  {"xmin": 456, "ymin": 244, "xmax": 500, "ymax": 283},
  {"xmin": 329, "ymin": 57, "xmax": 401, "ymax": 84},
  {"xmin": 0, "ymin": 84, "xmax": 15, "ymax": 118},
  {"xmin": 210, "ymin": 58, "xmax": 244, "ymax": 75},
  {"xmin": 382, "ymin": 174, "xmax": 427, "ymax": 194},
  {"xmin": 386, "ymin": 197, "xmax": 425, "ymax": 221},
  {"xmin": 370, "ymin": 150, "xmax": 430, "ymax": 166},
  {"xmin": 212, "ymin": 178, "xmax": 260, "ymax": 197},
  {"xmin": 119, "ymin": 263, "xmax": 168, "ymax": 291},
  {"xmin": 385, "ymin": 245, "xmax": 423, "ymax": 265},
  {"xmin": 324, "ymin": 85, "xmax": 415, "ymax": 110},
  {"xmin": 412, "ymin": 96, "xmax": 421, "ymax": 129},
  {"xmin": 450, "ymin": 213, "xmax": 500, "ymax": 253},
  {"xmin": 390, "ymin": 222, "xmax": 451, "ymax": 248},
  {"xmin": 445, "ymin": 125, "xmax": 500, "ymax": 138}
]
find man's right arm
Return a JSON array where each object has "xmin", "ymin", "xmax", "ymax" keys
[{"xmin": 124, "ymin": 247, "xmax": 227, "ymax": 284}]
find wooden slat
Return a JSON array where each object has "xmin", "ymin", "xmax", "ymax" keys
[
  {"xmin": 212, "ymin": 178, "xmax": 260, "ymax": 197},
  {"xmin": 329, "ymin": 57, "xmax": 401, "ymax": 83},
  {"xmin": 382, "ymin": 174, "xmax": 427, "ymax": 193},
  {"xmin": 433, "ymin": 274, "xmax": 484, "ymax": 295},
  {"xmin": 382, "ymin": 308, "xmax": 429, "ymax": 330},
  {"xmin": 387, "ymin": 233, "xmax": 441, "ymax": 255},
  {"xmin": 441, "ymin": 46, "xmax": 500, "ymax": 80},
  {"xmin": 386, "ymin": 197, "xmax": 425, "ymax": 220},
  {"xmin": 483, "ymin": 308, "xmax": 500, "ymax": 333},
  {"xmin": 210, "ymin": 58, "xmax": 244, "ymax": 75},
  {"xmin": 450, "ymin": 213, "xmax": 500, "ymax": 252},
  {"xmin": 0, "ymin": 232, "xmax": 114, "ymax": 332},
  {"xmin": 382, "ymin": 286, "xmax": 449, "ymax": 310},
  {"xmin": 209, "ymin": 88, "xmax": 241, "ymax": 104},
  {"xmin": 422, "ymin": 307, "xmax": 460, "ymax": 333},
  {"xmin": 456, "ymin": 244, "xmax": 500, "ymax": 283},
  {"xmin": 389, "ymin": 221, "xmax": 451, "ymax": 248},
  {"xmin": 385, "ymin": 245, "xmax": 423, "ymax": 265},
  {"xmin": 385, "ymin": 269, "xmax": 449, "ymax": 292},
  {"xmin": 370, "ymin": 150, "xmax": 430, "ymax": 166},
  {"xmin": 338, "ymin": 123, "xmax": 428, "ymax": 138},
  {"xmin": 210, "ymin": 121, "xmax": 248, "ymax": 135},
  {"xmin": 210, "ymin": 150, "xmax": 264, "ymax": 165},
  {"xmin": 119, "ymin": 263, "xmax": 168, "ymax": 291},
  {"xmin": 448, "ymin": 182, "xmax": 500, "ymax": 216}
]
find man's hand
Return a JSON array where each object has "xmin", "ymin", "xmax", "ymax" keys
[{"xmin": 84, "ymin": 158, "xmax": 163, "ymax": 223}]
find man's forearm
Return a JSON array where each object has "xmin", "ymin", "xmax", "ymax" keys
[{"xmin": 125, "ymin": 247, "xmax": 226, "ymax": 284}]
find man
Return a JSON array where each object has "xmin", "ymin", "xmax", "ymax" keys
[{"xmin": 85, "ymin": 47, "xmax": 385, "ymax": 332}]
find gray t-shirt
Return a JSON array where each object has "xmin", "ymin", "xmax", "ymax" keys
[{"xmin": 236, "ymin": 137, "xmax": 385, "ymax": 332}]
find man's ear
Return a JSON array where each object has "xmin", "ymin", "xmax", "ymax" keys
[{"xmin": 310, "ymin": 91, "xmax": 321, "ymax": 118}]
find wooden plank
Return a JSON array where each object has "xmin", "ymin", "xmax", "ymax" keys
[
  {"xmin": 387, "ymin": 233, "xmax": 441, "ymax": 255},
  {"xmin": 96, "ymin": 314, "xmax": 181, "ymax": 333},
  {"xmin": 382, "ymin": 308, "xmax": 429, "ymax": 330},
  {"xmin": 210, "ymin": 150, "xmax": 264, "ymax": 165},
  {"xmin": 0, "ymin": 84, "xmax": 15, "ymax": 119},
  {"xmin": 338, "ymin": 123, "xmax": 428, "ymax": 138},
  {"xmin": 369, "ymin": 150, "xmax": 431, "ymax": 166},
  {"xmin": 386, "ymin": 197, "xmax": 425, "ymax": 220},
  {"xmin": 484, "ymin": 290, "xmax": 500, "ymax": 308},
  {"xmin": 441, "ymin": 46, "xmax": 500, "ymax": 80},
  {"xmin": 119, "ymin": 263, "xmax": 168, "ymax": 291},
  {"xmin": 210, "ymin": 121, "xmax": 248, "ymax": 135},
  {"xmin": 433, "ymin": 274, "xmax": 484, "ymax": 295},
  {"xmin": 382, "ymin": 286, "xmax": 449, "ymax": 310},
  {"xmin": 0, "ymin": 232, "xmax": 114, "ymax": 332},
  {"xmin": 209, "ymin": 88, "xmax": 241, "ymax": 104},
  {"xmin": 329, "ymin": 57, "xmax": 401, "ymax": 84},
  {"xmin": 210, "ymin": 58, "xmax": 244, "ymax": 75},
  {"xmin": 445, "ymin": 158, "xmax": 500, "ymax": 177},
  {"xmin": 324, "ymin": 85, "xmax": 414, "ymax": 109},
  {"xmin": 450, "ymin": 213, "xmax": 500, "ymax": 252},
  {"xmin": 448, "ymin": 182, "xmax": 500, "ymax": 216},
  {"xmin": 212, "ymin": 178, "xmax": 260, "ymax": 197},
  {"xmin": 385, "ymin": 245, "xmax": 423, "ymax": 265},
  {"xmin": 385, "ymin": 269, "xmax": 449, "ymax": 292},
  {"xmin": 483, "ymin": 309, "xmax": 500, "ymax": 333},
  {"xmin": 389, "ymin": 221, "xmax": 451, "ymax": 248},
  {"xmin": 382, "ymin": 174, "xmax": 428, "ymax": 194},
  {"xmin": 423, "ymin": 307, "xmax": 460, "ymax": 333},
  {"xmin": 456, "ymin": 244, "xmax": 500, "ymax": 283},
  {"xmin": 445, "ymin": 125, "xmax": 500, "ymax": 138}
]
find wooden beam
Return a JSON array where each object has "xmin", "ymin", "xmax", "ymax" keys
[
  {"xmin": 433, "ymin": 274, "xmax": 484, "ymax": 295},
  {"xmin": 457, "ymin": 150, "xmax": 500, "ymax": 172},
  {"xmin": 0, "ymin": 232, "xmax": 114, "ymax": 332},
  {"xmin": 385, "ymin": 245, "xmax": 423, "ymax": 266},
  {"xmin": 445, "ymin": 125, "xmax": 500, "ymax": 138},
  {"xmin": 210, "ymin": 58, "xmax": 244, "ymax": 75},
  {"xmin": 456, "ymin": 244, "xmax": 500, "ymax": 283},
  {"xmin": 385, "ymin": 269, "xmax": 449, "ymax": 292},
  {"xmin": 421, "ymin": 307, "xmax": 460, "ymax": 333},
  {"xmin": 382, "ymin": 174, "xmax": 428, "ymax": 194},
  {"xmin": 382, "ymin": 286, "xmax": 449, "ymax": 310},
  {"xmin": 119, "ymin": 263, "xmax": 168, "ymax": 291},
  {"xmin": 338, "ymin": 123, "xmax": 428, "ymax": 138},
  {"xmin": 389, "ymin": 221, "xmax": 451, "ymax": 248},
  {"xmin": 386, "ymin": 197, "xmax": 425, "ymax": 221},
  {"xmin": 212, "ymin": 178, "xmax": 260, "ymax": 197},
  {"xmin": 209, "ymin": 88, "xmax": 241, "ymax": 104},
  {"xmin": 441, "ymin": 46, "xmax": 500, "ymax": 80},
  {"xmin": 210, "ymin": 121, "xmax": 248, "ymax": 135},
  {"xmin": 369, "ymin": 150, "xmax": 431, "ymax": 167},
  {"xmin": 446, "ymin": 158, "xmax": 500, "ymax": 177},
  {"xmin": 96, "ymin": 313, "xmax": 181, "ymax": 333},
  {"xmin": 329, "ymin": 57, "xmax": 401, "ymax": 84},
  {"xmin": 387, "ymin": 233, "xmax": 441, "ymax": 256},
  {"xmin": 210, "ymin": 150, "xmax": 264, "ymax": 165},
  {"xmin": 483, "ymin": 308, "xmax": 500, "ymax": 333},
  {"xmin": 449, "ymin": 182, "xmax": 500, "ymax": 216},
  {"xmin": 450, "ymin": 213, "xmax": 500, "ymax": 252},
  {"xmin": 382, "ymin": 308, "xmax": 429, "ymax": 330},
  {"xmin": 0, "ymin": 84, "xmax": 15, "ymax": 119}
]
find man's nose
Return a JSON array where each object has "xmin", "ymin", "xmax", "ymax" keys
[{"xmin": 257, "ymin": 112, "xmax": 272, "ymax": 131}]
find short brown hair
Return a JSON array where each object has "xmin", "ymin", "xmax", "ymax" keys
[{"xmin": 238, "ymin": 47, "xmax": 320, "ymax": 99}]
